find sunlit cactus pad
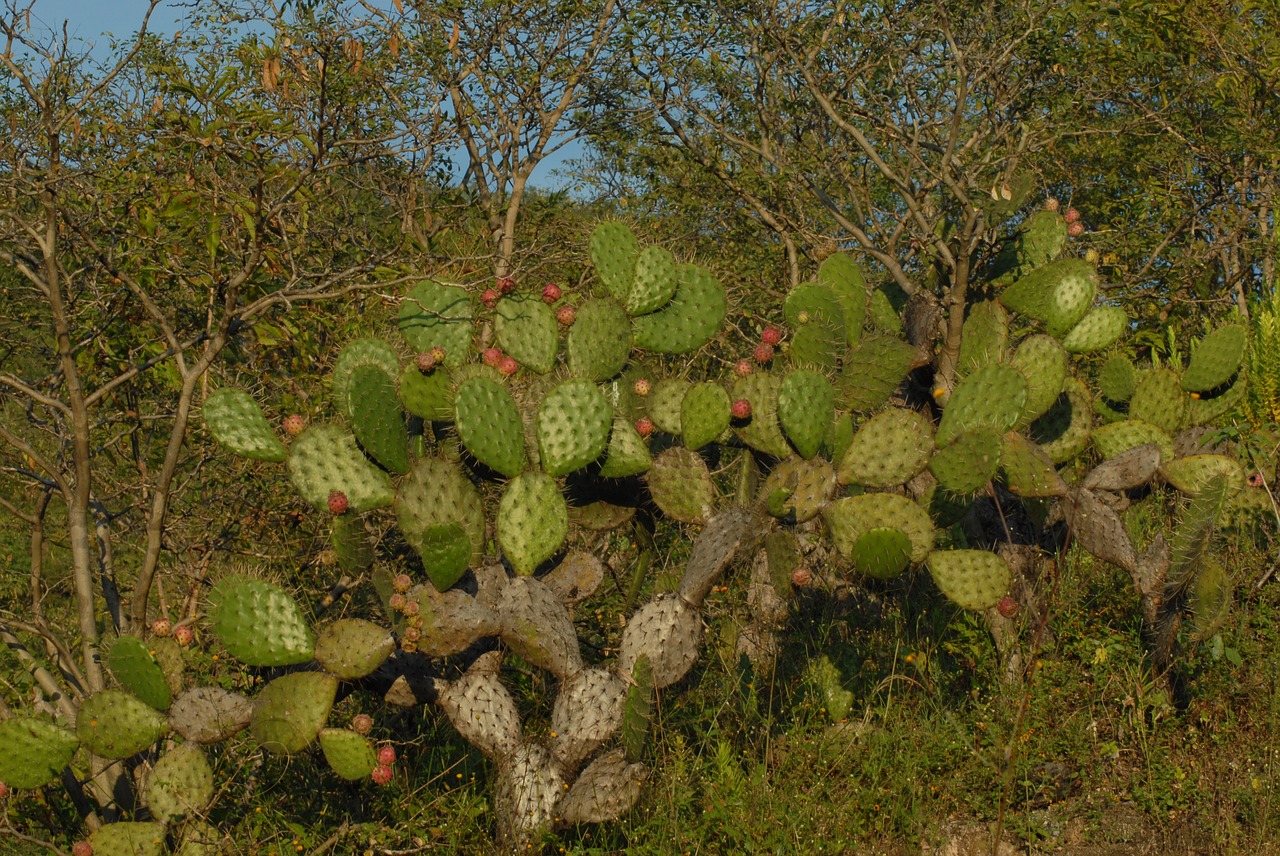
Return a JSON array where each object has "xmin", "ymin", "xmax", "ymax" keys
[
  {"xmin": 203, "ymin": 388, "xmax": 286, "ymax": 462},
  {"xmin": 0, "ymin": 717, "xmax": 79, "ymax": 788},
  {"xmin": 207, "ymin": 577, "xmax": 314, "ymax": 667},
  {"xmin": 927, "ymin": 549, "xmax": 1012, "ymax": 610}
]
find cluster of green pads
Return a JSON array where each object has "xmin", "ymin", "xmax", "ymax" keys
[{"xmin": 1, "ymin": 212, "xmax": 1260, "ymax": 851}]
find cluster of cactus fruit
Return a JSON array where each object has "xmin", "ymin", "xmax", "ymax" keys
[{"xmin": 0, "ymin": 206, "xmax": 1266, "ymax": 851}]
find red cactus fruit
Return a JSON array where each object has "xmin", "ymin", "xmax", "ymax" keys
[
  {"xmin": 351, "ymin": 714, "xmax": 374, "ymax": 735},
  {"xmin": 173, "ymin": 625, "xmax": 194, "ymax": 647},
  {"xmin": 1045, "ymin": 197, "xmax": 1060, "ymax": 212},
  {"xmin": 496, "ymin": 276, "xmax": 516, "ymax": 294},
  {"xmin": 72, "ymin": 842, "xmax": 93, "ymax": 856},
  {"xmin": 392, "ymin": 574, "xmax": 412, "ymax": 593},
  {"xmin": 761, "ymin": 325, "xmax": 783, "ymax": 345},
  {"xmin": 497, "ymin": 356, "xmax": 519, "ymax": 377},
  {"xmin": 283, "ymin": 414, "xmax": 306, "ymax": 436},
  {"xmin": 415, "ymin": 351, "xmax": 438, "ymax": 372},
  {"xmin": 1248, "ymin": 472, "xmax": 1266, "ymax": 488},
  {"xmin": 0, "ymin": 781, "xmax": 9, "ymax": 799},
  {"xmin": 1067, "ymin": 220, "xmax": 1085, "ymax": 237},
  {"xmin": 731, "ymin": 399, "xmax": 752, "ymax": 420},
  {"xmin": 328, "ymin": 490, "xmax": 348, "ymax": 515},
  {"xmin": 402, "ymin": 600, "xmax": 420, "ymax": 616},
  {"xmin": 753, "ymin": 342, "xmax": 775, "ymax": 364},
  {"xmin": 996, "ymin": 597, "xmax": 1019, "ymax": 619},
  {"xmin": 403, "ymin": 626, "xmax": 421, "ymax": 642},
  {"xmin": 370, "ymin": 764, "xmax": 394, "ymax": 786},
  {"xmin": 482, "ymin": 347, "xmax": 503, "ymax": 367},
  {"xmin": 481, "ymin": 288, "xmax": 501, "ymax": 309},
  {"xmin": 1064, "ymin": 207, "xmax": 1081, "ymax": 224},
  {"xmin": 377, "ymin": 745, "xmax": 397, "ymax": 766},
  {"xmin": 556, "ymin": 304, "xmax": 576, "ymax": 326},
  {"xmin": 633, "ymin": 378, "xmax": 651, "ymax": 397},
  {"xmin": 733, "ymin": 359, "xmax": 753, "ymax": 377},
  {"xmin": 151, "ymin": 618, "xmax": 172, "ymax": 638},
  {"xmin": 388, "ymin": 593, "xmax": 406, "ymax": 612},
  {"xmin": 542, "ymin": 283, "xmax": 562, "ymax": 303},
  {"xmin": 791, "ymin": 566, "xmax": 812, "ymax": 587},
  {"xmin": 635, "ymin": 417, "xmax": 655, "ymax": 437}
]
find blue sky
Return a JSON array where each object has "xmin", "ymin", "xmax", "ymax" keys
[{"xmin": 23, "ymin": 1, "xmax": 582, "ymax": 189}]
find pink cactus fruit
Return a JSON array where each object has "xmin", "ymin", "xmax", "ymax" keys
[
  {"xmin": 996, "ymin": 597, "xmax": 1019, "ymax": 619},
  {"xmin": 377, "ymin": 745, "xmax": 397, "ymax": 766},
  {"xmin": 73, "ymin": 842, "xmax": 93, "ymax": 856},
  {"xmin": 1044, "ymin": 197, "xmax": 1060, "ymax": 212},
  {"xmin": 731, "ymin": 399, "xmax": 752, "ymax": 420},
  {"xmin": 1064, "ymin": 207, "xmax": 1081, "ymax": 224},
  {"xmin": 761, "ymin": 325, "xmax": 783, "ymax": 346},
  {"xmin": 733, "ymin": 359, "xmax": 753, "ymax": 377},
  {"xmin": 497, "ymin": 356, "xmax": 519, "ymax": 377},
  {"xmin": 542, "ymin": 282, "xmax": 562, "ymax": 303},
  {"xmin": 481, "ymin": 288, "xmax": 501, "ymax": 309},
  {"xmin": 635, "ymin": 417, "xmax": 655, "ymax": 438},
  {"xmin": 753, "ymin": 343, "xmax": 775, "ymax": 364},
  {"xmin": 151, "ymin": 618, "xmax": 172, "ymax": 638},
  {"xmin": 173, "ymin": 625, "xmax": 194, "ymax": 647},
  {"xmin": 482, "ymin": 347, "xmax": 504, "ymax": 367},
  {"xmin": 633, "ymin": 378, "xmax": 651, "ymax": 397},
  {"xmin": 283, "ymin": 414, "xmax": 306, "ymax": 436},
  {"xmin": 556, "ymin": 304, "xmax": 576, "ymax": 326},
  {"xmin": 415, "ymin": 351, "xmax": 438, "ymax": 372},
  {"xmin": 1067, "ymin": 220, "xmax": 1085, "ymax": 238},
  {"xmin": 392, "ymin": 574, "xmax": 412, "ymax": 593},
  {"xmin": 791, "ymin": 566, "xmax": 812, "ymax": 587},
  {"xmin": 370, "ymin": 764, "xmax": 394, "ymax": 786},
  {"xmin": 328, "ymin": 490, "xmax": 348, "ymax": 515},
  {"xmin": 496, "ymin": 275, "xmax": 516, "ymax": 294}
]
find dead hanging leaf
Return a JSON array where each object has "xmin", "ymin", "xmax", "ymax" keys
[
  {"xmin": 449, "ymin": 21, "xmax": 460, "ymax": 52},
  {"xmin": 389, "ymin": 30, "xmax": 400, "ymax": 58},
  {"xmin": 393, "ymin": 0, "xmax": 404, "ymax": 13},
  {"xmin": 262, "ymin": 58, "xmax": 278, "ymax": 93}
]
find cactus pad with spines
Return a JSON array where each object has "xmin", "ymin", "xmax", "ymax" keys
[
  {"xmin": 680, "ymin": 382, "xmax": 731, "ymax": 450},
  {"xmin": 927, "ymin": 549, "xmax": 1012, "ymax": 610},
  {"xmin": 1062, "ymin": 305, "xmax": 1127, "ymax": 353},
  {"xmin": 395, "ymin": 458, "xmax": 486, "ymax": 568},
  {"xmin": 454, "ymin": 376, "xmax": 526, "ymax": 477},
  {"xmin": 1029, "ymin": 379, "xmax": 1094, "ymax": 463},
  {"xmin": 957, "ymin": 300, "xmax": 1009, "ymax": 376},
  {"xmin": 628, "ymin": 246, "xmax": 679, "ymax": 315},
  {"xmin": 1000, "ymin": 432, "xmax": 1068, "ymax": 497},
  {"xmin": 287, "ymin": 424, "xmax": 395, "ymax": 513},
  {"xmin": 348, "ymin": 364, "xmax": 409, "ymax": 474},
  {"xmin": 760, "ymin": 456, "xmax": 836, "ymax": 523},
  {"xmin": 146, "ymin": 742, "xmax": 214, "ymax": 822},
  {"xmin": 1127, "ymin": 368, "xmax": 1188, "ymax": 435},
  {"xmin": 631, "ymin": 264, "xmax": 727, "ymax": 353},
  {"xmin": 1162, "ymin": 454, "xmax": 1244, "ymax": 496},
  {"xmin": 551, "ymin": 669, "xmax": 627, "ymax": 771},
  {"xmin": 203, "ymin": 388, "xmax": 287, "ymax": 462},
  {"xmin": 590, "ymin": 220, "xmax": 640, "ymax": 301},
  {"xmin": 207, "ymin": 577, "xmax": 314, "ymax": 667},
  {"xmin": 817, "ymin": 252, "xmax": 868, "ymax": 344},
  {"xmin": 314, "ymin": 619, "xmax": 395, "ymax": 679},
  {"xmin": 418, "ymin": 522, "xmax": 473, "ymax": 590},
  {"xmin": 867, "ymin": 286, "xmax": 904, "ymax": 333},
  {"xmin": 496, "ymin": 576, "xmax": 583, "ymax": 679},
  {"xmin": 647, "ymin": 446, "xmax": 715, "ymax": 524},
  {"xmin": 319, "ymin": 728, "xmax": 378, "ymax": 781},
  {"xmin": 999, "ymin": 259, "xmax": 1095, "ymax": 332},
  {"xmin": 495, "ymin": 294, "xmax": 559, "ymax": 374},
  {"xmin": 618, "ymin": 593, "xmax": 702, "ymax": 688},
  {"xmin": 807, "ymin": 655, "xmax": 853, "ymax": 722},
  {"xmin": 332, "ymin": 338, "xmax": 402, "ymax": 419},
  {"xmin": 1011, "ymin": 334, "xmax": 1068, "ymax": 427},
  {"xmin": 0, "ymin": 717, "xmax": 79, "ymax": 788},
  {"xmin": 778, "ymin": 370, "xmax": 836, "ymax": 459},
  {"xmin": 1083, "ymin": 444, "xmax": 1162, "ymax": 491},
  {"xmin": 77, "ymin": 690, "xmax": 169, "ymax": 760},
  {"xmin": 398, "ymin": 362, "xmax": 455, "ymax": 421},
  {"xmin": 598, "ymin": 416, "xmax": 652, "ymax": 478},
  {"xmin": 330, "ymin": 514, "xmax": 375, "ymax": 572},
  {"xmin": 1183, "ymin": 324, "xmax": 1247, "ymax": 392},
  {"xmin": 1190, "ymin": 556, "xmax": 1231, "ymax": 640},
  {"xmin": 498, "ymin": 472, "xmax": 568, "ymax": 575},
  {"xmin": 398, "ymin": 281, "xmax": 474, "ymax": 365},
  {"xmin": 412, "ymin": 588, "xmax": 503, "ymax": 657},
  {"xmin": 87, "ymin": 822, "xmax": 168, "ymax": 856},
  {"xmin": 567, "ymin": 298, "xmax": 632, "ymax": 380},
  {"xmin": 838, "ymin": 407, "xmax": 934, "ymax": 488},
  {"xmin": 646, "ymin": 378, "xmax": 690, "ymax": 434},
  {"xmin": 1189, "ymin": 377, "xmax": 1247, "ymax": 425},
  {"xmin": 840, "ymin": 334, "xmax": 916, "ymax": 411},
  {"xmin": 108, "ymin": 635, "xmax": 171, "ymax": 711},
  {"xmin": 679, "ymin": 504, "xmax": 757, "ymax": 607},
  {"xmin": 538, "ymin": 379, "xmax": 613, "ymax": 475},
  {"xmin": 1092, "ymin": 419, "xmax": 1175, "ymax": 463},
  {"xmin": 250, "ymin": 671, "xmax": 338, "ymax": 755},
  {"xmin": 436, "ymin": 656, "xmax": 522, "ymax": 760},
  {"xmin": 824, "ymin": 493, "xmax": 934, "ymax": 564},
  {"xmin": 559, "ymin": 750, "xmax": 648, "ymax": 825},
  {"xmin": 929, "ymin": 428, "xmax": 1003, "ymax": 494},
  {"xmin": 730, "ymin": 372, "xmax": 792, "ymax": 459},
  {"xmin": 848, "ymin": 527, "xmax": 913, "ymax": 579},
  {"xmin": 785, "ymin": 282, "xmax": 846, "ymax": 370},
  {"xmin": 936, "ymin": 364, "xmax": 1028, "ymax": 446},
  {"xmin": 1099, "ymin": 354, "xmax": 1139, "ymax": 402}
]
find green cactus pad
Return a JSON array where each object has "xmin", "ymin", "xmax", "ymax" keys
[
  {"xmin": 398, "ymin": 280, "xmax": 474, "ymax": 366},
  {"xmin": 399, "ymin": 361, "xmax": 456, "ymax": 423},
  {"xmin": 0, "ymin": 717, "xmax": 79, "ymax": 788},
  {"xmin": 817, "ymin": 253, "xmax": 867, "ymax": 345},
  {"xmin": 314, "ymin": 619, "xmax": 395, "ymax": 680},
  {"xmin": 1029, "ymin": 379, "xmax": 1094, "ymax": 464},
  {"xmin": 1000, "ymin": 259, "xmax": 1096, "ymax": 333},
  {"xmin": 567, "ymin": 298, "xmax": 633, "ymax": 380},
  {"xmin": 647, "ymin": 446, "xmax": 715, "ymax": 524},
  {"xmin": 1010, "ymin": 334, "xmax": 1068, "ymax": 427},
  {"xmin": 1061, "ymin": 305, "xmax": 1127, "ymax": 353},
  {"xmin": 731, "ymin": 372, "xmax": 792, "ymax": 458},
  {"xmin": 929, "ymin": 428, "xmax": 1003, "ymax": 494},
  {"xmin": 1099, "ymin": 354, "xmax": 1138, "ymax": 401},
  {"xmin": 1190, "ymin": 556, "xmax": 1231, "ymax": 641},
  {"xmin": 990, "ymin": 211, "xmax": 1067, "ymax": 284},
  {"xmin": 107, "ymin": 635, "xmax": 171, "ymax": 711},
  {"xmin": 348, "ymin": 364, "xmax": 409, "ymax": 474},
  {"xmin": 151, "ymin": 638, "xmax": 185, "ymax": 699},
  {"xmin": 498, "ymin": 472, "xmax": 568, "ymax": 575},
  {"xmin": 590, "ymin": 220, "xmax": 640, "ymax": 301},
  {"xmin": 778, "ymin": 370, "xmax": 836, "ymax": 459},
  {"xmin": 867, "ymin": 286, "xmax": 904, "ymax": 333},
  {"xmin": 77, "ymin": 690, "xmax": 169, "ymax": 760},
  {"xmin": 840, "ymin": 334, "xmax": 916, "ymax": 411},
  {"xmin": 146, "ymin": 743, "xmax": 214, "ymax": 822},
  {"xmin": 332, "ymin": 339, "xmax": 401, "ymax": 420},
  {"xmin": 1092, "ymin": 418, "xmax": 1174, "ymax": 463},
  {"xmin": 494, "ymin": 294, "xmax": 559, "ymax": 375},
  {"xmin": 1130, "ymin": 368, "xmax": 1190, "ymax": 436},
  {"xmin": 172, "ymin": 820, "xmax": 223, "ymax": 856},
  {"xmin": 631, "ymin": 264, "xmax": 727, "ymax": 354},
  {"xmin": 807, "ymin": 655, "xmax": 854, "ymax": 723},
  {"xmin": 760, "ymin": 456, "xmax": 837, "ymax": 523},
  {"xmin": 824, "ymin": 493, "xmax": 934, "ymax": 564},
  {"xmin": 419, "ymin": 522, "xmax": 473, "ymax": 590},
  {"xmin": 1189, "ymin": 376, "xmax": 1248, "ymax": 425},
  {"xmin": 849, "ymin": 527, "xmax": 913, "ymax": 580},
  {"xmin": 411, "ymin": 588, "xmax": 503, "ymax": 657},
  {"xmin": 927, "ymin": 549, "xmax": 1011, "ymax": 610},
  {"xmin": 87, "ymin": 822, "xmax": 167, "ymax": 856},
  {"xmin": 837, "ymin": 407, "xmax": 934, "ymax": 488},
  {"xmin": 1183, "ymin": 324, "xmax": 1247, "ymax": 392},
  {"xmin": 957, "ymin": 300, "xmax": 1009, "ymax": 376},
  {"xmin": 536, "ymin": 379, "xmax": 612, "ymax": 476},
  {"xmin": 395, "ymin": 458, "xmax": 486, "ymax": 568},
  {"xmin": 621, "ymin": 655, "xmax": 654, "ymax": 762},
  {"xmin": 1168, "ymin": 475, "xmax": 1230, "ymax": 593},
  {"xmin": 453, "ymin": 376, "xmax": 526, "ymax": 477},
  {"xmin": 1000, "ymin": 432, "xmax": 1068, "ymax": 497},
  {"xmin": 936, "ymin": 364, "xmax": 1028, "ymax": 446},
  {"xmin": 331, "ymin": 514, "xmax": 374, "ymax": 572},
  {"xmin": 319, "ymin": 728, "xmax": 378, "ymax": 781},
  {"xmin": 599, "ymin": 416, "xmax": 652, "ymax": 478},
  {"xmin": 628, "ymin": 246, "xmax": 679, "ymax": 315},
  {"xmin": 785, "ymin": 282, "xmax": 846, "ymax": 370},
  {"xmin": 1162, "ymin": 454, "xmax": 1245, "ymax": 496},
  {"xmin": 251, "ymin": 671, "xmax": 338, "ymax": 755},
  {"xmin": 681, "ymin": 382, "xmax": 731, "ymax": 451},
  {"xmin": 646, "ymin": 379, "xmax": 691, "ymax": 434},
  {"xmin": 168, "ymin": 687, "xmax": 253, "ymax": 744},
  {"xmin": 207, "ymin": 576, "xmax": 314, "ymax": 667},
  {"xmin": 287, "ymin": 424, "xmax": 395, "ymax": 513},
  {"xmin": 203, "ymin": 388, "xmax": 286, "ymax": 462}
]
